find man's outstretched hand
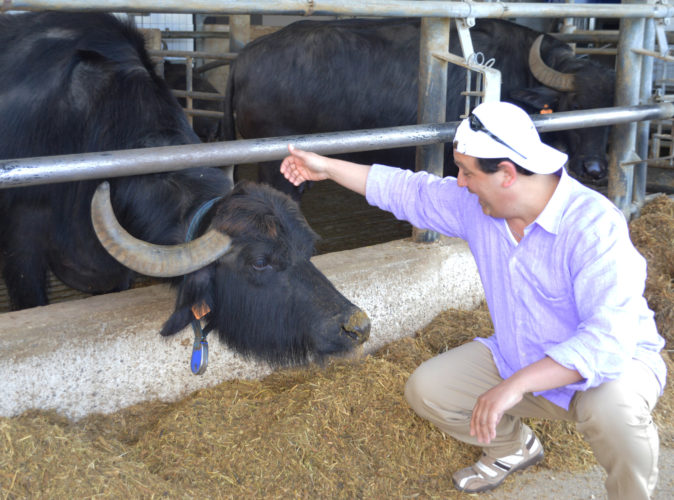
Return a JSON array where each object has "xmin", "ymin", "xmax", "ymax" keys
[{"xmin": 280, "ymin": 144, "xmax": 331, "ymax": 186}]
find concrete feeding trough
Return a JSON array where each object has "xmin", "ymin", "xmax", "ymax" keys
[{"xmin": 0, "ymin": 237, "xmax": 483, "ymax": 420}]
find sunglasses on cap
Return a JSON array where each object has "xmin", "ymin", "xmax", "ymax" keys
[{"xmin": 468, "ymin": 112, "xmax": 528, "ymax": 160}]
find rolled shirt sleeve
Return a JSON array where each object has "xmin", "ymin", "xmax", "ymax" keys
[{"xmin": 365, "ymin": 163, "xmax": 474, "ymax": 239}]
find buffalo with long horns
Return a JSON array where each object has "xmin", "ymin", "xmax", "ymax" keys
[
  {"xmin": 0, "ymin": 11, "xmax": 370, "ymax": 364},
  {"xmin": 224, "ymin": 18, "xmax": 615, "ymax": 200},
  {"xmin": 91, "ymin": 180, "xmax": 370, "ymax": 365}
]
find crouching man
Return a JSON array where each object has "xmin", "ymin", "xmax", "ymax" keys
[{"xmin": 280, "ymin": 101, "xmax": 666, "ymax": 499}]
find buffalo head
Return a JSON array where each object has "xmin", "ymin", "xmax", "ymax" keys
[
  {"xmin": 91, "ymin": 180, "xmax": 371, "ymax": 365},
  {"xmin": 511, "ymin": 34, "xmax": 615, "ymax": 181}
]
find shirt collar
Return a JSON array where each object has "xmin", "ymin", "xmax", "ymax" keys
[{"xmin": 533, "ymin": 167, "xmax": 573, "ymax": 235}]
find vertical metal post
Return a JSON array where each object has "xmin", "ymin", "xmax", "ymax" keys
[
  {"xmin": 635, "ymin": 15, "xmax": 655, "ymax": 209},
  {"xmin": 185, "ymin": 55, "xmax": 194, "ymax": 127},
  {"xmin": 230, "ymin": 15, "xmax": 251, "ymax": 53},
  {"xmin": 608, "ymin": 0, "xmax": 644, "ymax": 218},
  {"xmin": 413, "ymin": 17, "xmax": 450, "ymax": 243},
  {"xmin": 194, "ymin": 14, "xmax": 206, "ymax": 66}
]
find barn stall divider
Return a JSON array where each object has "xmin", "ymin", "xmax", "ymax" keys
[{"xmin": 1, "ymin": 1, "xmax": 673, "ymax": 418}]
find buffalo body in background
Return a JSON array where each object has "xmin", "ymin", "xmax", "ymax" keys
[
  {"xmin": 224, "ymin": 17, "xmax": 615, "ymax": 199},
  {"xmin": 0, "ymin": 11, "xmax": 369, "ymax": 365}
]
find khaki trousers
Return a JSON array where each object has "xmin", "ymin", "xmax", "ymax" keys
[{"xmin": 404, "ymin": 341, "xmax": 661, "ymax": 499}]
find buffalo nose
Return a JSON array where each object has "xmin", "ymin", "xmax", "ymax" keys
[
  {"xmin": 584, "ymin": 160, "xmax": 605, "ymax": 180},
  {"xmin": 343, "ymin": 309, "xmax": 371, "ymax": 344}
]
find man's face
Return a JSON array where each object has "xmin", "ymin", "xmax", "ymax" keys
[{"xmin": 453, "ymin": 150, "xmax": 506, "ymax": 218}]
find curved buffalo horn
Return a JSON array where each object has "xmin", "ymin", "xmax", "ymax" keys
[
  {"xmin": 528, "ymin": 35, "xmax": 576, "ymax": 92},
  {"xmin": 91, "ymin": 181, "xmax": 232, "ymax": 278}
]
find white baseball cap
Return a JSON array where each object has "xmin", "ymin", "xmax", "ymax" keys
[{"xmin": 453, "ymin": 101, "xmax": 568, "ymax": 174}]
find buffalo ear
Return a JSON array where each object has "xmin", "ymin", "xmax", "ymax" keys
[
  {"xmin": 159, "ymin": 267, "xmax": 213, "ymax": 337},
  {"xmin": 509, "ymin": 87, "xmax": 560, "ymax": 111},
  {"xmin": 160, "ymin": 305, "xmax": 193, "ymax": 337}
]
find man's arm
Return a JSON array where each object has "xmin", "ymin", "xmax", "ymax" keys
[
  {"xmin": 471, "ymin": 356, "xmax": 583, "ymax": 444},
  {"xmin": 280, "ymin": 145, "xmax": 371, "ymax": 196}
]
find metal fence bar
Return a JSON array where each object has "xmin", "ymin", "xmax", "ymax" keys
[
  {"xmin": 171, "ymin": 89, "xmax": 225, "ymax": 102},
  {"xmin": 1, "ymin": 104, "xmax": 672, "ymax": 189},
  {"xmin": 161, "ymin": 30, "xmax": 230, "ymax": 39},
  {"xmin": 182, "ymin": 108, "xmax": 225, "ymax": 118},
  {"xmin": 555, "ymin": 30, "xmax": 674, "ymax": 45},
  {"xmin": 414, "ymin": 17, "xmax": 449, "ymax": 242},
  {"xmin": 6, "ymin": 1, "xmax": 674, "ymax": 19},
  {"xmin": 635, "ymin": 17, "xmax": 656, "ymax": 209},
  {"xmin": 148, "ymin": 49, "xmax": 236, "ymax": 60},
  {"xmin": 608, "ymin": 1, "xmax": 645, "ymax": 217}
]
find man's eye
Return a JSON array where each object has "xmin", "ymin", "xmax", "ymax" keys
[{"xmin": 252, "ymin": 257, "xmax": 272, "ymax": 271}]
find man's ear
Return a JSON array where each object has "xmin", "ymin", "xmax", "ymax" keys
[{"xmin": 498, "ymin": 161, "xmax": 518, "ymax": 188}]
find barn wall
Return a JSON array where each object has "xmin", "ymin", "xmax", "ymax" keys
[{"xmin": 0, "ymin": 237, "xmax": 483, "ymax": 420}]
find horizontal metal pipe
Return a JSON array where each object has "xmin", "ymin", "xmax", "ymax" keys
[
  {"xmin": 621, "ymin": 155, "xmax": 674, "ymax": 167},
  {"xmin": 532, "ymin": 104, "xmax": 674, "ymax": 132},
  {"xmin": 161, "ymin": 30, "xmax": 230, "ymax": 39},
  {"xmin": 633, "ymin": 47, "xmax": 674, "ymax": 64},
  {"xmin": 1, "ymin": 104, "xmax": 672, "ymax": 189},
  {"xmin": 7, "ymin": 1, "xmax": 674, "ymax": 19},
  {"xmin": 172, "ymin": 89, "xmax": 225, "ymax": 101},
  {"xmin": 575, "ymin": 48, "xmax": 617, "ymax": 56},
  {"xmin": 553, "ymin": 30, "xmax": 620, "ymax": 44},
  {"xmin": 182, "ymin": 108, "xmax": 225, "ymax": 118},
  {"xmin": 148, "ymin": 49, "xmax": 237, "ymax": 61},
  {"xmin": 555, "ymin": 30, "xmax": 674, "ymax": 45},
  {"xmin": 641, "ymin": 161, "xmax": 674, "ymax": 171}
]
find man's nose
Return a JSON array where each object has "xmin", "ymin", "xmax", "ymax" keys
[{"xmin": 457, "ymin": 170, "xmax": 467, "ymax": 188}]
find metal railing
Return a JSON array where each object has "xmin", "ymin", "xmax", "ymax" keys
[
  {"xmin": 6, "ymin": 1, "xmax": 674, "ymax": 19},
  {"xmin": 4, "ymin": 0, "xmax": 673, "ymax": 220},
  {"xmin": 1, "ymin": 104, "xmax": 671, "ymax": 191}
]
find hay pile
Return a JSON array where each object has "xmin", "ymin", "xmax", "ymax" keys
[
  {"xmin": 629, "ymin": 194, "xmax": 674, "ymax": 446},
  {"xmin": 630, "ymin": 195, "xmax": 674, "ymax": 349},
  {"xmin": 1, "ymin": 196, "xmax": 672, "ymax": 499}
]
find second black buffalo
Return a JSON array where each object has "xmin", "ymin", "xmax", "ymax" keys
[{"xmin": 224, "ymin": 17, "xmax": 615, "ymax": 199}]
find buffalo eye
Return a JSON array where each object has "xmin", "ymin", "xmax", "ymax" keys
[{"xmin": 252, "ymin": 256, "xmax": 272, "ymax": 272}]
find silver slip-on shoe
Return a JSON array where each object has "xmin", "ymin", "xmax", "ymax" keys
[{"xmin": 452, "ymin": 428, "xmax": 545, "ymax": 493}]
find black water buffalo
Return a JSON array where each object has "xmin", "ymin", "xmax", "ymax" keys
[
  {"xmin": 0, "ymin": 11, "xmax": 369, "ymax": 365},
  {"xmin": 224, "ymin": 17, "xmax": 615, "ymax": 199}
]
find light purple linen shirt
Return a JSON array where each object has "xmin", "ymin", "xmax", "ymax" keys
[{"xmin": 366, "ymin": 164, "xmax": 666, "ymax": 410}]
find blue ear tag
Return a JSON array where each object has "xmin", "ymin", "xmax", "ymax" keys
[
  {"xmin": 191, "ymin": 338, "xmax": 209, "ymax": 375},
  {"xmin": 190, "ymin": 318, "xmax": 209, "ymax": 375}
]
